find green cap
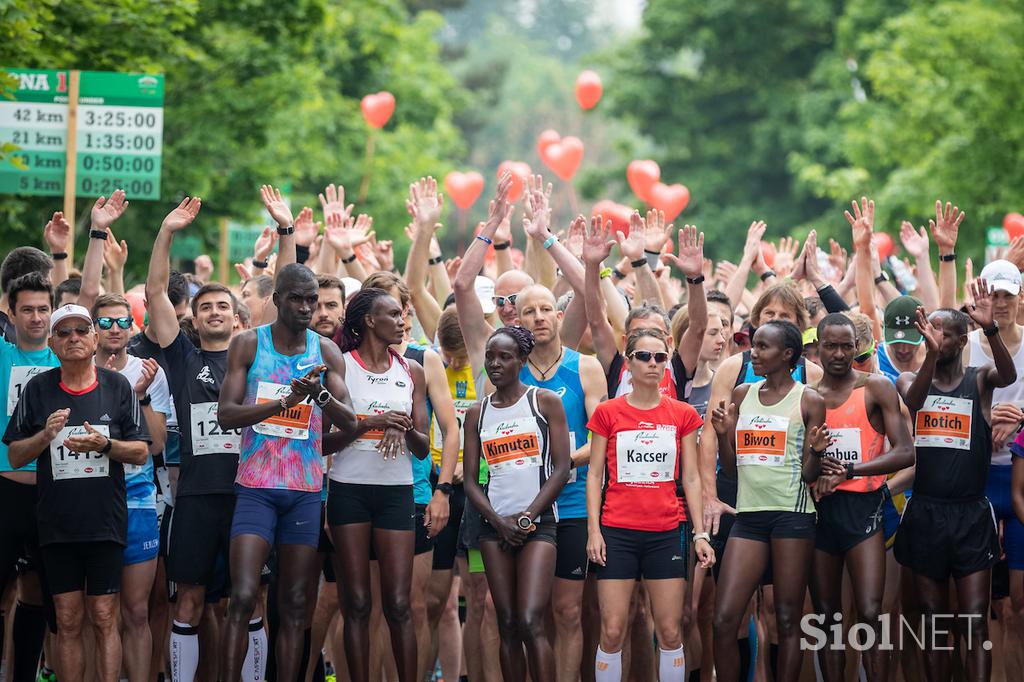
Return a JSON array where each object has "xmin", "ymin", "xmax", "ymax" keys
[{"xmin": 883, "ymin": 295, "xmax": 923, "ymax": 345}]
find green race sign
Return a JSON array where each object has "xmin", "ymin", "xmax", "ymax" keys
[{"xmin": 0, "ymin": 69, "xmax": 164, "ymax": 199}]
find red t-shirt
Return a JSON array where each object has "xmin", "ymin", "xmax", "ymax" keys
[{"xmin": 588, "ymin": 395, "xmax": 703, "ymax": 532}]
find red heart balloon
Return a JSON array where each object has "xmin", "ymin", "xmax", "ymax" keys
[
  {"xmin": 124, "ymin": 292, "xmax": 146, "ymax": 330},
  {"xmin": 627, "ymin": 160, "xmax": 661, "ymax": 203},
  {"xmin": 760, "ymin": 242, "xmax": 776, "ymax": 268},
  {"xmin": 497, "ymin": 161, "xmax": 531, "ymax": 202},
  {"xmin": 444, "ymin": 171, "xmax": 485, "ymax": 211},
  {"xmin": 576, "ymin": 70, "xmax": 603, "ymax": 110},
  {"xmin": 543, "ymin": 136, "xmax": 584, "ymax": 182},
  {"xmin": 1004, "ymin": 212, "xmax": 1024, "ymax": 240},
  {"xmin": 592, "ymin": 200, "xmax": 633, "ymax": 233},
  {"xmin": 537, "ymin": 129, "xmax": 561, "ymax": 162},
  {"xmin": 871, "ymin": 232, "xmax": 894, "ymax": 260},
  {"xmin": 361, "ymin": 92, "xmax": 395, "ymax": 129},
  {"xmin": 648, "ymin": 182, "xmax": 690, "ymax": 222}
]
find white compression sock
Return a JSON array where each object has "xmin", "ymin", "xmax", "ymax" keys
[
  {"xmin": 170, "ymin": 620, "xmax": 199, "ymax": 682},
  {"xmin": 242, "ymin": 617, "xmax": 267, "ymax": 681},
  {"xmin": 595, "ymin": 646, "xmax": 623, "ymax": 682},
  {"xmin": 659, "ymin": 645, "xmax": 685, "ymax": 682}
]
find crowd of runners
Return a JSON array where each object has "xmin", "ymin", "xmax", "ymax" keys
[{"xmin": 1, "ymin": 171, "xmax": 1023, "ymax": 682}]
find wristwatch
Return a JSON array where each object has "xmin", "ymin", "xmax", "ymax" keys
[
  {"xmin": 874, "ymin": 272, "xmax": 890, "ymax": 285},
  {"xmin": 693, "ymin": 531, "xmax": 711, "ymax": 545},
  {"xmin": 845, "ymin": 462, "xmax": 856, "ymax": 480},
  {"xmin": 436, "ymin": 482, "xmax": 454, "ymax": 497},
  {"xmin": 810, "ymin": 446, "xmax": 827, "ymax": 459},
  {"xmin": 138, "ymin": 394, "xmax": 152, "ymax": 407},
  {"xmin": 315, "ymin": 388, "xmax": 331, "ymax": 407},
  {"xmin": 516, "ymin": 515, "xmax": 534, "ymax": 531},
  {"xmin": 99, "ymin": 437, "xmax": 113, "ymax": 454}
]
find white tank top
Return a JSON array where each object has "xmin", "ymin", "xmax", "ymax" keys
[
  {"xmin": 477, "ymin": 387, "xmax": 554, "ymax": 518},
  {"xmin": 967, "ymin": 329, "xmax": 1024, "ymax": 466},
  {"xmin": 330, "ymin": 351, "xmax": 414, "ymax": 485}
]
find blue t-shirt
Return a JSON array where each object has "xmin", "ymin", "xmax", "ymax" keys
[
  {"xmin": 520, "ymin": 347, "xmax": 589, "ymax": 519},
  {"xmin": 406, "ymin": 343, "xmax": 434, "ymax": 505},
  {"xmin": 0, "ymin": 339, "xmax": 59, "ymax": 472},
  {"xmin": 877, "ymin": 343, "xmax": 900, "ymax": 385}
]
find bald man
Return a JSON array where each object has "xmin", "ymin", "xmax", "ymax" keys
[{"xmin": 493, "ymin": 270, "xmax": 534, "ymax": 328}]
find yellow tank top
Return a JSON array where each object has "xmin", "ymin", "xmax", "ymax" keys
[{"xmin": 429, "ymin": 362, "xmax": 477, "ymax": 468}]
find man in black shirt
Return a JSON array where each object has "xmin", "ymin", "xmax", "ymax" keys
[{"xmin": 4, "ymin": 303, "xmax": 148, "ymax": 682}]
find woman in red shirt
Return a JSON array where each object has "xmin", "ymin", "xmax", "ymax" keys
[{"xmin": 586, "ymin": 329, "xmax": 714, "ymax": 681}]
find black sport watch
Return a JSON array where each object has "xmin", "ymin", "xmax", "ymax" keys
[{"xmin": 436, "ymin": 482, "xmax": 454, "ymax": 497}]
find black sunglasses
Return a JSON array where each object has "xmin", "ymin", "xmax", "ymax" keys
[
  {"xmin": 96, "ymin": 316, "xmax": 133, "ymax": 330},
  {"xmin": 629, "ymin": 350, "xmax": 670, "ymax": 364},
  {"xmin": 55, "ymin": 325, "xmax": 92, "ymax": 339},
  {"xmin": 493, "ymin": 294, "xmax": 518, "ymax": 307}
]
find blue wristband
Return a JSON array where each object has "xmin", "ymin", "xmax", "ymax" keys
[
  {"xmin": 476, "ymin": 235, "xmax": 492, "ymax": 245},
  {"xmin": 542, "ymin": 234, "xmax": 557, "ymax": 250}
]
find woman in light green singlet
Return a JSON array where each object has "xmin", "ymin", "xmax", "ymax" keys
[{"xmin": 709, "ymin": 320, "xmax": 833, "ymax": 682}]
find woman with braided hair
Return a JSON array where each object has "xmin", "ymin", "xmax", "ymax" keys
[
  {"xmin": 462, "ymin": 325, "xmax": 571, "ymax": 682},
  {"xmin": 322, "ymin": 286, "xmax": 430, "ymax": 682}
]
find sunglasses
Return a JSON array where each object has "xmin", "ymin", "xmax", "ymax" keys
[
  {"xmin": 854, "ymin": 341, "xmax": 876, "ymax": 364},
  {"xmin": 96, "ymin": 316, "xmax": 132, "ymax": 330},
  {"xmin": 493, "ymin": 294, "xmax": 518, "ymax": 307},
  {"xmin": 629, "ymin": 350, "xmax": 670, "ymax": 364},
  {"xmin": 55, "ymin": 325, "xmax": 92, "ymax": 339}
]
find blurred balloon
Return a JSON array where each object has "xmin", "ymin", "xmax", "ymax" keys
[
  {"xmin": 760, "ymin": 242, "xmax": 776, "ymax": 268},
  {"xmin": 627, "ymin": 160, "xmax": 661, "ymax": 203},
  {"xmin": 648, "ymin": 183, "xmax": 690, "ymax": 222},
  {"xmin": 125, "ymin": 292, "xmax": 146, "ymax": 330},
  {"xmin": 537, "ymin": 129, "xmax": 561, "ymax": 161},
  {"xmin": 592, "ymin": 200, "xmax": 633, "ymax": 233},
  {"xmin": 360, "ymin": 92, "xmax": 395, "ymax": 129},
  {"xmin": 444, "ymin": 171, "xmax": 485, "ymax": 210},
  {"xmin": 542, "ymin": 136, "xmax": 584, "ymax": 181},
  {"xmin": 497, "ymin": 161, "xmax": 531, "ymax": 202},
  {"xmin": 576, "ymin": 70, "xmax": 603, "ymax": 110},
  {"xmin": 1004, "ymin": 212, "xmax": 1024, "ymax": 240},
  {"xmin": 872, "ymin": 232, "xmax": 894, "ymax": 260}
]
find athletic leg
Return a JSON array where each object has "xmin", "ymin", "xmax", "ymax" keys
[
  {"xmin": 809, "ymin": 548, "xmax": 846, "ymax": 681},
  {"xmin": 121, "ymin": 557, "xmax": 157, "ymax": 682},
  {"xmin": 373, "ymin": 528, "xmax": 418, "ymax": 682},
  {"xmin": 913, "ymin": 573, "xmax": 950, "ymax": 682},
  {"xmin": 845, "ymin": 533, "xmax": 887, "ymax": 681},
  {"xmin": 595, "ymin": 579, "xmax": 634, "ymax": 680},
  {"xmin": 87, "ymin": 593, "xmax": 122, "ymax": 682},
  {"xmin": 480, "ymin": 540, "xmax": 525, "ymax": 681},
  {"xmin": 52, "ymin": 591, "xmax": 86, "ymax": 681},
  {"xmin": 171, "ymin": 584, "xmax": 206, "ymax": 682},
  {"xmin": 646, "ymin": 578, "xmax": 686, "ymax": 681},
  {"xmin": 275, "ymin": 543, "xmax": 320, "ymax": 680},
  {"xmin": 411, "ymin": 548, "xmax": 434, "ymax": 681},
  {"xmin": 515, "ymin": 541, "xmax": 557, "ymax": 682},
  {"xmin": 331, "ymin": 523, "xmax": 373, "ymax": 682},
  {"xmin": 458, "ymin": 556, "xmax": 485, "ymax": 682},
  {"xmin": 713, "ymin": 537, "xmax": 770, "ymax": 682},
  {"xmin": 437, "ymin": 573, "xmax": 462, "ymax": 682},
  {"xmin": 220, "ymin": 534, "xmax": 272, "ymax": 681},
  {"xmin": 954, "ymin": 569, "xmax": 992, "ymax": 682},
  {"xmin": 769, "ymin": 537, "xmax": 814, "ymax": 682},
  {"xmin": 552, "ymin": 577, "xmax": 586, "ymax": 682}
]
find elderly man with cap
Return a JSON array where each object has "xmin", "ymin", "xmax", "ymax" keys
[
  {"xmin": 4, "ymin": 304, "xmax": 150, "ymax": 682},
  {"xmin": 877, "ymin": 295, "xmax": 928, "ymax": 384}
]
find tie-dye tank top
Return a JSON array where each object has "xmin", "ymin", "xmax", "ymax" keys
[{"xmin": 236, "ymin": 325, "xmax": 324, "ymax": 492}]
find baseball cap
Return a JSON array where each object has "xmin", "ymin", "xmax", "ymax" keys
[
  {"xmin": 802, "ymin": 327, "xmax": 818, "ymax": 346},
  {"xmin": 883, "ymin": 296, "xmax": 923, "ymax": 345},
  {"xmin": 50, "ymin": 304, "xmax": 93, "ymax": 332},
  {"xmin": 979, "ymin": 259, "xmax": 1022, "ymax": 296},
  {"xmin": 475, "ymin": 276, "xmax": 496, "ymax": 314}
]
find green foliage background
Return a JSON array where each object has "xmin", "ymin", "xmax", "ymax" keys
[{"xmin": 2, "ymin": 0, "xmax": 1022, "ymax": 282}]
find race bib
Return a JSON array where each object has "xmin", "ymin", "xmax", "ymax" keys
[
  {"xmin": 480, "ymin": 417, "xmax": 541, "ymax": 475},
  {"xmin": 253, "ymin": 382, "xmax": 312, "ymax": 440},
  {"xmin": 825, "ymin": 428, "xmax": 862, "ymax": 464},
  {"xmin": 915, "ymin": 395, "xmax": 972, "ymax": 450},
  {"xmin": 7, "ymin": 365, "xmax": 48, "ymax": 416},
  {"xmin": 736, "ymin": 414, "xmax": 790, "ymax": 467},
  {"xmin": 191, "ymin": 402, "xmax": 242, "ymax": 455},
  {"xmin": 50, "ymin": 424, "xmax": 110, "ymax": 480},
  {"xmin": 432, "ymin": 399, "xmax": 475, "ymax": 452},
  {"xmin": 616, "ymin": 427, "xmax": 676, "ymax": 483},
  {"xmin": 354, "ymin": 397, "xmax": 411, "ymax": 451}
]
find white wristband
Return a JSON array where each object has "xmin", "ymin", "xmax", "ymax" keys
[{"xmin": 693, "ymin": 531, "xmax": 711, "ymax": 544}]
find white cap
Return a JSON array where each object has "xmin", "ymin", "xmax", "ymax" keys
[
  {"xmin": 340, "ymin": 277, "xmax": 362, "ymax": 302},
  {"xmin": 475, "ymin": 276, "xmax": 496, "ymax": 314},
  {"xmin": 980, "ymin": 259, "xmax": 1022, "ymax": 296},
  {"xmin": 50, "ymin": 304, "xmax": 93, "ymax": 332}
]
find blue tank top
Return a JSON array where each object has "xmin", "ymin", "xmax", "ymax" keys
[
  {"xmin": 405, "ymin": 344, "xmax": 433, "ymax": 505},
  {"xmin": 737, "ymin": 350, "xmax": 806, "ymax": 386},
  {"xmin": 237, "ymin": 325, "xmax": 324, "ymax": 492},
  {"xmin": 877, "ymin": 343, "xmax": 900, "ymax": 385},
  {"xmin": 0, "ymin": 341, "xmax": 59, "ymax": 472},
  {"xmin": 520, "ymin": 347, "xmax": 589, "ymax": 519}
]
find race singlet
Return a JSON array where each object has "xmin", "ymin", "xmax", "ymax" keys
[
  {"xmin": 736, "ymin": 414, "xmax": 790, "ymax": 467},
  {"xmin": 914, "ymin": 395, "xmax": 972, "ymax": 450},
  {"xmin": 50, "ymin": 424, "xmax": 111, "ymax": 480},
  {"xmin": 7, "ymin": 365, "xmax": 48, "ymax": 416},
  {"xmin": 480, "ymin": 416, "xmax": 541, "ymax": 475},
  {"xmin": 353, "ymin": 397, "xmax": 412, "ymax": 450},
  {"xmin": 615, "ymin": 427, "xmax": 676, "ymax": 483},
  {"xmin": 826, "ymin": 427, "xmax": 862, "ymax": 465},
  {"xmin": 432, "ymin": 398, "xmax": 474, "ymax": 451},
  {"xmin": 253, "ymin": 382, "xmax": 312, "ymax": 440},
  {"xmin": 190, "ymin": 401, "xmax": 242, "ymax": 455}
]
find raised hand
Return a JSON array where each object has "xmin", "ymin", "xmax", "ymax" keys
[
  {"xmin": 485, "ymin": 173, "xmax": 515, "ymax": 234},
  {"xmin": 260, "ymin": 185, "xmax": 293, "ymax": 228},
  {"xmin": 899, "ymin": 220, "xmax": 930, "ymax": 259},
  {"xmin": 318, "ymin": 183, "xmax": 354, "ymax": 225},
  {"xmin": 714, "ymin": 260, "xmax": 738, "ymax": 286},
  {"xmin": 64, "ymin": 421, "xmax": 110, "ymax": 453},
  {"xmin": 134, "ymin": 357, "xmax": 160, "ymax": 399},
  {"xmin": 494, "ymin": 201, "xmax": 515, "ymax": 245},
  {"xmin": 643, "ymin": 209, "xmax": 672, "ymax": 255},
  {"xmin": 966, "ymin": 278, "xmax": 996, "ymax": 329},
  {"xmin": 375, "ymin": 240, "xmax": 395, "ymax": 272},
  {"xmin": 253, "ymin": 226, "xmax": 278, "ymax": 262},
  {"xmin": 991, "ymin": 403, "xmax": 1024, "ymax": 451},
  {"xmin": 91, "ymin": 189, "xmax": 129, "ymax": 231},
  {"xmin": 194, "ymin": 254, "xmax": 214, "ymax": 282},
  {"xmin": 564, "ymin": 218, "xmax": 585, "ymax": 259},
  {"xmin": 1007, "ymin": 236, "xmax": 1024, "ymax": 273},
  {"xmin": 582, "ymin": 215, "xmax": 614, "ymax": 265},
  {"xmin": 103, "ymin": 229, "xmax": 128, "ymax": 272},
  {"xmin": 522, "ymin": 174, "xmax": 552, "ymax": 240},
  {"xmin": 444, "ymin": 256, "xmax": 462, "ymax": 282},
  {"xmin": 929, "ymin": 200, "xmax": 965, "ymax": 254},
  {"xmin": 773, "ymin": 236, "xmax": 800, "ymax": 277},
  {"xmin": 616, "ymin": 212, "xmax": 647, "ymax": 261},
  {"xmin": 807, "ymin": 424, "xmax": 831, "ymax": 453},
  {"xmin": 234, "ymin": 262, "xmax": 253, "ymax": 282},
  {"xmin": 293, "ymin": 207, "xmax": 320, "ymax": 247},
  {"xmin": 43, "ymin": 211, "xmax": 71, "ymax": 253},
  {"xmin": 915, "ymin": 306, "xmax": 941, "ymax": 353},
  {"xmin": 844, "ymin": 196, "xmax": 874, "ymax": 249},
  {"xmin": 828, "ymin": 238, "xmax": 848, "ymax": 273},
  {"xmin": 325, "ymin": 213, "xmax": 373, "ymax": 254},
  {"xmin": 661, "ymin": 225, "xmax": 705, "ymax": 278},
  {"xmin": 711, "ymin": 400, "xmax": 738, "ymax": 436},
  {"xmin": 44, "ymin": 408, "xmax": 70, "ymax": 442},
  {"xmin": 742, "ymin": 220, "xmax": 769, "ymax": 272},
  {"xmin": 522, "ymin": 173, "xmax": 553, "ymax": 223},
  {"xmin": 159, "ymin": 196, "xmax": 201, "ymax": 234},
  {"xmin": 406, "ymin": 176, "xmax": 444, "ymax": 227}
]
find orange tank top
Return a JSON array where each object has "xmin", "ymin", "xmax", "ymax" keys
[{"xmin": 822, "ymin": 380, "xmax": 886, "ymax": 493}]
